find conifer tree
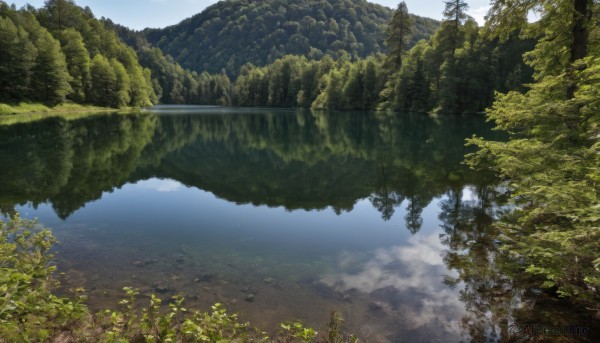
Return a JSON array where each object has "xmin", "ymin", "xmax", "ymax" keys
[
  {"xmin": 0, "ymin": 16, "xmax": 37, "ymax": 101},
  {"xmin": 30, "ymin": 27, "xmax": 71, "ymax": 104},
  {"xmin": 384, "ymin": 2, "xmax": 413, "ymax": 71},
  {"xmin": 58, "ymin": 28, "xmax": 90, "ymax": 103},
  {"xmin": 89, "ymin": 54, "xmax": 116, "ymax": 106},
  {"xmin": 468, "ymin": 0, "xmax": 599, "ymax": 305},
  {"xmin": 443, "ymin": 0, "xmax": 469, "ymax": 57}
]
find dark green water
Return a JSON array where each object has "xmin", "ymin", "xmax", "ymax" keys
[{"xmin": 0, "ymin": 107, "xmax": 597, "ymax": 342}]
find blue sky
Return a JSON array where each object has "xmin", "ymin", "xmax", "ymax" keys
[{"xmin": 8, "ymin": 0, "xmax": 492, "ymax": 30}]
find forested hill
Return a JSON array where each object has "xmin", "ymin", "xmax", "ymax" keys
[
  {"xmin": 143, "ymin": 0, "xmax": 439, "ymax": 76},
  {"xmin": 0, "ymin": 1, "xmax": 157, "ymax": 107}
]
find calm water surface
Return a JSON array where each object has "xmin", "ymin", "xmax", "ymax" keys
[{"xmin": 0, "ymin": 107, "xmax": 598, "ymax": 342}]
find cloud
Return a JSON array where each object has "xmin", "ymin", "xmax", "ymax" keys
[{"xmin": 467, "ymin": 5, "xmax": 491, "ymax": 26}]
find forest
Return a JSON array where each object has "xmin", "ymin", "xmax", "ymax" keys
[
  {"xmin": 0, "ymin": 1, "xmax": 157, "ymax": 107},
  {"xmin": 0, "ymin": 0, "xmax": 599, "ymax": 341},
  {"xmin": 119, "ymin": 0, "xmax": 534, "ymax": 113},
  {"xmin": 142, "ymin": 0, "xmax": 439, "ymax": 76},
  {"xmin": 1, "ymin": 0, "xmax": 532, "ymax": 113}
]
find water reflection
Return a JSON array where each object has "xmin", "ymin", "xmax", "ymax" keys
[
  {"xmin": 1, "ymin": 107, "xmax": 597, "ymax": 342},
  {"xmin": 0, "ymin": 109, "xmax": 499, "ymax": 231},
  {"xmin": 322, "ymin": 233, "xmax": 465, "ymax": 337},
  {"xmin": 439, "ymin": 183, "xmax": 600, "ymax": 342}
]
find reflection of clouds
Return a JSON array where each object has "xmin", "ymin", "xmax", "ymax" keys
[
  {"xmin": 321, "ymin": 234, "xmax": 465, "ymax": 334},
  {"xmin": 135, "ymin": 178, "xmax": 182, "ymax": 192}
]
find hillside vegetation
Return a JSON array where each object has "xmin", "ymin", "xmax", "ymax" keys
[
  {"xmin": 143, "ymin": 0, "xmax": 439, "ymax": 76},
  {"xmin": 0, "ymin": 1, "xmax": 157, "ymax": 107}
]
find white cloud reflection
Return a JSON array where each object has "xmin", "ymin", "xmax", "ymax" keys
[
  {"xmin": 321, "ymin": 233, "xmax": 465, "ymax": 333},
  {"xmin": 134, "ymin": 178, "xmax": 183, "ymax": 192}
]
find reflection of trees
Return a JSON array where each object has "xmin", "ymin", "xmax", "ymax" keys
[
  {"xmin": 369, "ymin": 164, "xmax": 404, "ymax": 221},
  {"xmin": 439, "ymin": 183, "xmax": 600, "ymax": 342},
  {"xmin": 439, "ymin": 184, "xmax": 513, "ymax": 342},
  {"xmin": 0, "ymin": 113, "xmax": 157, "ymax": 218},
  {"xmin": 0, "ymin": 110, "xmax": 499, "ymax": 231}
]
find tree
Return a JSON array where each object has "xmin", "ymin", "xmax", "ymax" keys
[
  {"xmin": 362, "ymin": 59, "xmax": 378, "ymax": 109},
  {"xmin": 342, "ymin": 61, "xmax": 363, "ymax": 109},
  {"xmin": 128, "ymin": 65, "xmax": 153, "ymax": 107},
  {"xmin": 58, "ymin": 28, "xmax": 90, "ymax": 103},
  {"xmin": 0, "ymin": 16, "xmax": 37, "ymax": 102},
  {"xmin": 467, "ymin": 0, "xmax": 600, "ymax": 306},
  {"xmin": 384, "ymin": 2, "xmax": 413, "ymax": 70},
  {"xmin": 30, "ymin": 28, "xmax": 71, "ymax": 104},
  {"xmin": 42, "ymin": 0, "xmax": 81, "ymax": 31},
  {"xmin": 89, "ymin": 54, "xmax": 116, "ymax": 106},
  {"xmin": 109, "ymin": 58, "xmax": 130, "ymax": 107},
  {"xmin": 443, "ymin": 0, "xmax": 468, "ymax": 57}
]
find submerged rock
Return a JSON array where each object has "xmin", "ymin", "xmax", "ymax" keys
[
  {"xmin": 244, "ymin": 293, "xmax": 255, "ymax": 302},
  {"xmin": 153, "ymin": 283, "xmax": 173, "ymax": 294},
  {"xmin": 143, "ymin": 258, "xmax": 159, "ymax": 266},
  {"xmin": 194, "ymin": 273, "xmax": 216, "ymax": 283}
]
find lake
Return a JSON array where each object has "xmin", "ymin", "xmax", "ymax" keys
[{"xmin": 0, "ymin": 106, "xmax": 597, "ymax": 342}]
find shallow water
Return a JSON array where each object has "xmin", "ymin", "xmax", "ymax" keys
[{"xmin": 1, "ymin": 107, "xmax": 597, "ymax": 342}]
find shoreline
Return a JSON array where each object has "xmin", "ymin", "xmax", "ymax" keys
[{"xmin": 0, "ymin": 103, "xmax": 142, "ymax": 125}]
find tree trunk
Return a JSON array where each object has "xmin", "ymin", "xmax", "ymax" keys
[{"xmin": 567, "ymin": 0, "xmax": 590, "ymax": 99}]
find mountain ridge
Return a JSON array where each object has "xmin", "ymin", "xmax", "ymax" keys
[{"xmin": 140, "ymin": 0, "xmax": 439, "ymax": 75}]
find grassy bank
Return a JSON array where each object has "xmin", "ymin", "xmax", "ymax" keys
[
  {"xmin": 0, "ymin": 102, "xmax": 121, "ymax": 116},
  {"xmin": 0, "ymin": 103, "xmax": 144, "ymax": 126},
  {"xmin": 0, "ymin": 215, "xmax": 358, "ymax": 343}
]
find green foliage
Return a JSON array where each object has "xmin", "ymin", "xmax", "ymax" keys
[
  {"xmin": 0, "ymin": 102, "xmax": 114, "ymax": 116},
  {"xmin": 230, "ymin": 54, "xmax": 385, "ymax": 110},
  {"xmin": 379, "ymin": 12, "xmax": 533, "ymax": 113},
  {"xmin": 280, "ymin": 322, "xmax": 318, "ymax": 342},
  {"xmin": 58, "ymin": 28, "xmax": 91, "ymax": 103},
  {"xmin": 109, "ymin": 58, "xmax": 131, "ymax": 107},
  {"xmin": 88, "ymin": 54, "xmax": 116, "ymax": 106},
  {"xmin": 383, "ymin": 1, "xmax": 413, "ymax": 71},
  {"xmin": 142, "ymin": 0, "xmax": 439, "ymax": 77},
  {"xmin": 0, "ymin": 214, "xmax": 87, "ymax": 342},
  {"xmin": 0, "ymin": 15, "xmax": 37, "ymax": 103},
  {"xmin": 0, "ymin": 1, "xmax": 156, "ymax": 108},
  {"xmin": 467, "ymin": 0, "xmax": 600, "ymax": 307}
]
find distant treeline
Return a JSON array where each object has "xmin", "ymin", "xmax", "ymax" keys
[
  {"xmin": 138, "ymin": 1, "xmax": 534, "ymax": 114},
  {"xmin": 1, "ymin": 0, "xmax": 533, "ymax": 113}
]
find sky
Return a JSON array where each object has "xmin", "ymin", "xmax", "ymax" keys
[{"xmin": 7, "ymin": 0, "xmax": 493, "ymax": 30}]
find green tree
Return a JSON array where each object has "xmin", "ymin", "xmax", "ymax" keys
[
  {"xmin": 128, "ymin": 65, "xmax": 153, "ymax": 107},
  {"xmin": 0, "ymin": 16, "xmax": 37, "ymax": 102},
  {"xmin": 342, "ymin": 62, "xmax": 363, "ymax": 109},
  {"xmin": 109, "ymin": 58, "xmax": 130, "ymax": 107},
  {"xmin": 467, "ymin": 0, "xmax": 600, "ymax": 306},
  {"xmin": 442, "ymin": 0, "xmax": 468, "ymax": 58},
  {"xmin": 436, "ymin": 0, "xmax": 469, "ymax": 112},
  {"xmin": 41, "ymin": 0, "xmax": 81, "ymax": 31},
  {"xmin": 89, "ymin": 54, "xmax": 116, "ymax": 106},
  {"xmin": 384, "ymin": 1, "xmax": 413, "ymax": 70},
  {"xmin": 30, "ymin": 28, "xmax": 71, "ymax": 104},
  {"xmin": 58, "ymin": 28, "xmax": 90, "ymax": 103},
  {"xmin": 362, "ymin": 59, "xmax": 379, "ymax": 109}
]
